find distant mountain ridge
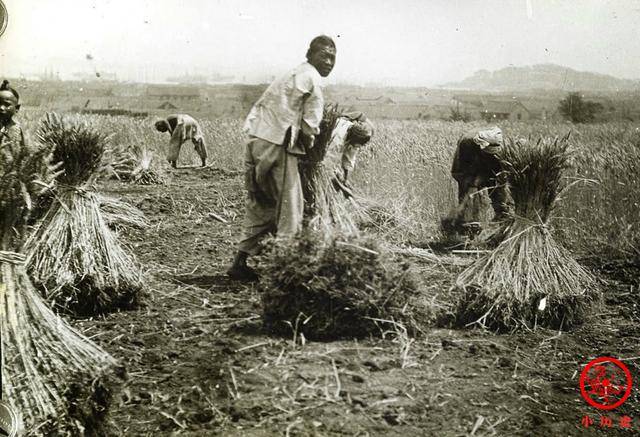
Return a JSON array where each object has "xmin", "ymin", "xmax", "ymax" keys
[{"xmin": 441, "ymin": 64, "xmax": 640, "ymax": 92}]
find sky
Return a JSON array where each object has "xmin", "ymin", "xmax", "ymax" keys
[{"xmin": 1, "ymin": 0, "xmax": 639, "ymax": 86}]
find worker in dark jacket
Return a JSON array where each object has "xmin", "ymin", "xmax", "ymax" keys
[{"xmin": 451, "ymin": 126, "xmax": 512, "ymax": 221}]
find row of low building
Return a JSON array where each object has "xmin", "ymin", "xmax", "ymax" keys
[
  {"xmin": 20, "ymin": 82, "xmax": 265, "ymax": 118},
  {"xmin": 17, "ymin": 80, "xmax": 637, "ymax": 122},
  {"xmin": 329, "ymin": 91, "xmax": 562, "ymax": 121}
]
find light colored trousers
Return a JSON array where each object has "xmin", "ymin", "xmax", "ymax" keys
[
  {"xmin": 238, "ymin": 137, "xmax": 304, "ymax": 255},
  {"xmin": 167, "ymin": 124, "xmax": 208, "ymax": 164}
]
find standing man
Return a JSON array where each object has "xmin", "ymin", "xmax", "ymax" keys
[
  {"xmin": 450, "ymin": 126, "xmax": 512, "ymax": 223},
  {"xmin": 155, "ymin": 113, "xmax": 208, "ymax": 168},
  {"xmin": 227, "ymin": 35, "xmax": 336, "ymax": 281}
]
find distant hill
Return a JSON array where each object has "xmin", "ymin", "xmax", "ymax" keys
[{"xmin": 441, "ymin": 64, "xmax": 640, "ymax": 92}]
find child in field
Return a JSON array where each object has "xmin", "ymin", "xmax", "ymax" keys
[
  {"xmin": 1, "ymin": 80, "xmax": 53, "ymax": 232},
  {"xmin": 155, "ymin": 114, "xmax": 208, "ymax": 168},
  {"xmin": 0, "ymin": 80, "xmax": 31, "ymax": 154}
]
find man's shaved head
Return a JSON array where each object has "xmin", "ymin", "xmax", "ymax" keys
[
  {"xmin": 306, "ymin": 35, "xmax": 336, "ymax": 61},
  {"xmin": 306, "ymin": 35, "xmax": 336, "ymax": 78}
]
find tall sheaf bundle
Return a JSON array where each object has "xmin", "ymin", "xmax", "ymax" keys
[
  {"xmin": 454, "ymin": 136, "xmax": 599, "ymax": 330},
  {"xmin": 299, "ymin": 103, "xmax": 362, "ymax": 235},
  {"xmin": 25, "ymin": 113, "xmax": 144, "ymax": 316},
  {"xmin": 0, "ymin": 135, "xmax": 122, "ymax": 435}
]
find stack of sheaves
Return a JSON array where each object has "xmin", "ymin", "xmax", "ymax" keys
[{"xmin": 0, "ymin": 132, "xmax": 122, "ymax": 435}]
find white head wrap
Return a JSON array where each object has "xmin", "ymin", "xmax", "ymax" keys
[{"xmin": 473, "ymin": 126, "xmax": 503, "ymax": 149}]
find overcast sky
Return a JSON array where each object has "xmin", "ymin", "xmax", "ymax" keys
[{"xmin": 1, "ymin": 0, "xmax": 639, "ymax": 86}]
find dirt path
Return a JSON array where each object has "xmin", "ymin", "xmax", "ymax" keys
[{"xmin": 73, "ymin": 167, "xmax": 639, "ymax": 436}]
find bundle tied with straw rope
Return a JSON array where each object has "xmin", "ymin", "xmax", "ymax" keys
[
  {"xmin": 25, "ymin": 112, "xmax": 144, "ymax": 316},
  {"xmin": 298, "ymin": 103, "xmax": 365, "ymax": 235},
  {"xmin": 454, "ymin": 135, "xmax": 600, "ymax": 330},
  {"xmin": 0, "ymin": 134, "xmax": 122, "ymax": 435}
]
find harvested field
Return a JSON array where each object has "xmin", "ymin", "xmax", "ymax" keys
[{"xmin": 12, "ymin": 112, "xmax": 640, "ymax": 435}]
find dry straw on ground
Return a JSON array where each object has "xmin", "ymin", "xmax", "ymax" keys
[
  {"xmin": 454, "ymin": 136, "xmax": 600, "ymax": 330},
  {"xmin": 98, "ymin": 193, "xmax": 148, "ymax": 229},
  {"xmin": 0, "ymin": 133, "xmax": 122, "ymax": 435},
  {"xmin": 25, "ymin": 112, "xmax": 144, "ymax": 315},
  {"xmin": 260, "ymin": 231, "xmax": 432, "ymax": 340}
]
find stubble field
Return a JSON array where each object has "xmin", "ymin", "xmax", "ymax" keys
[{"xmin": 18, "ymin": 110, "xmax": 640, "ymax": 435}]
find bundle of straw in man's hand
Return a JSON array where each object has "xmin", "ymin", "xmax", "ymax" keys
[{"xmin": 297, "ymin": 103, "xmax": 366, "ymax": 235}]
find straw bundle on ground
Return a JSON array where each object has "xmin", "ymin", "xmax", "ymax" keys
[
  {"xmin": 299, "ymin": 104, "xmax": 363, "ymax": 235},
  {"xmin": 260, "ymin": 231, "xmax": 429, "ymax": 340},
  {"xmin": 25, "ymin": 113, "xmax": 144, "ymax": 316},
  {"xmin": 0, "ymin": 137, "xmax": 122, "ymax": 435},
  {"xmin": 26, "ymin": 188, "xmax": 144, "ymax": 315},
  {"xmin": 104, "ymin": 143, "xmax": 166, "ymax": 185},
  {"xmin": 454, "ymin": 137, "xmax": 600, "ymax": 330}
]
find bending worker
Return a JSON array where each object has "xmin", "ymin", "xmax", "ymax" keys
[
  {"xmin": 299, "ymin": 110, "xmax": 374, "ymax": 230},
  {"xmin": 326, "ymin": 112, "xmax": 374, "ymax": 185},
  {"xmin": 155, "ymin": 114, "xmax": 208, "ymax": 168},
  {"xmin": 450, "ymin": 126, "xmax": 512, "ymax": 222},
  {"xmin": 227, "ymin": 35, "xmax": 337, "ymax": 281},
  {"xmin": 304, "ymin": 111, "xmax": 374, "ymax": 207}
]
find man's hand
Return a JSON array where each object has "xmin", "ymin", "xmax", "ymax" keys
[
  {"xmin": 297, "ymin": 132, "xmax": 314, "ymax": 153},
  {"xmin": 332, "ymin": 178, "xmax": 354, "ymax": 199}
]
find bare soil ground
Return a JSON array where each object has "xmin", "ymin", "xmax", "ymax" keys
[{"xmin": 73, "ymin": 167, "xmax": 639, "ymax": 436}]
